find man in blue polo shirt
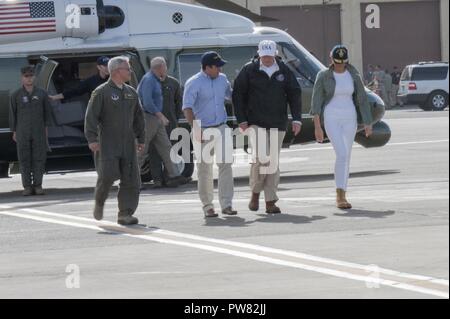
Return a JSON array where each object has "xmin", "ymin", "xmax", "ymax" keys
[{"xmin": 182, "ymin": 51, "xmax": 237, "ymax": 218}]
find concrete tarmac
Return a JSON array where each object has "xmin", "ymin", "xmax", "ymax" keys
[{"xmin": 0, "ymin": 108, "xmax": 448, "ymax": 299}]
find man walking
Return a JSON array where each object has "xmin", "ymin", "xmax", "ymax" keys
[
  {"xmin": 85, "ymin": 56, "xmax": 145, "ymax": 226},
  {"xmin": 183, "ymin": 51, "xmax": 237, "ymax": 218},
  {"xmin": 384, "ymin": 69, "xmax": 393, "ymax": 109},
  {"xmin": 373, "ymin": 65, "xmax": 389, "ymax": 108},
  {"xmin": 138, "ymin": 57, "xmax": 189, "ymax": 188},
  {"xmin": 10, "ymin": 66, "xmax": 52, "ymax": 196},
  {"xmin": 50, "ymin": 56, "xmax": 110, "ymax": 101},
  {"xmin": 391, "ymin": 66, "xmax": 402, "ymax": 107},
  {"xmin": 143, "ymin": 57, "xmax": 187, "ymax": 188},
  {"xmin": 233, "ymin": 40, "xmax": 302, "ymax": 214},
  {"xmin": 365, "ymin": 64, "xmax": 374, "ymax": 86}
]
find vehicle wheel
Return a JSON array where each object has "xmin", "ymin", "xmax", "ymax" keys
[
  {"xmin": 140, "ymin": 158, "xmax": 153, "ymax": 183},
  {"xmin": 172, "ymin": 153, "xmax": 194, "ymax": 178},
  {"xmin": 141, "ymin": 154, "xmax": 194, "ymax": 183},
  {"xmin": 427, "ymin": 91, "xmax": 449, "ymax": 111},
  {"xmin": 0, "ymin": 163, "xmax": 9, "ymax": 178},
  {"xmin": 181, "ymin": 162, "xmax": 194, "ymax": 178}
]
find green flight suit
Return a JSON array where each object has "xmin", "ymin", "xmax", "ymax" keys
[
  {"xmin": 85, "ymin": 80, "xmax": 145, "ymax": 217},
  {"xmin": 9, "ymin": 87, "xmax": 51, "ymax": 189}
]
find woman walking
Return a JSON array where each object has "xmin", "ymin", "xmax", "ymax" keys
[{"xmin": 311, "ymin": 45, "xmax": 373, "ymax": 209}]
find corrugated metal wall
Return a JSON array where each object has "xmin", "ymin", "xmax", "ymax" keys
[
  {"xmin": 360, "ymin": 0, "xmax": 441, "ymax": 72},
  {"xmin": 261, "ymin": 5, "xmax": 342, "ymax": 65}
]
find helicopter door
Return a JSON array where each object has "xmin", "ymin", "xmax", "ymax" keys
[
  {"xmin": 124, "ymin": 52, "xmax": 145, "ymax": 89},
  {"xmin": 34, "ymin": 56, "xmax": 59, "ymax": 91}
]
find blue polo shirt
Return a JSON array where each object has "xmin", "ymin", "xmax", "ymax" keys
[
  {"xmin": 137, "ymin": 72, "xmax": 163, "ymax": 114},
  {"xmin": 182, "ymin": 71, "xmax": 232, "ymax": 128}
]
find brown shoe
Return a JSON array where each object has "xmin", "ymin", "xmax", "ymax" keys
[
  {"xmin": 248, "ymin": 193, "xmax": 260, "ymax": 211},
  {"xmin": 204, "ymin": 208, "xmax": 218, "ymax": 218},
  {"xmin": 266, "ymin": 201, "xmax": 281, "ymax": 214},
  {"xmin": 336, "ymin": 189, "xmax": 352, "ymax": 209},
  {"xmin": 222, "ymin": 207, "xmax": 238, "ymax": 216}
]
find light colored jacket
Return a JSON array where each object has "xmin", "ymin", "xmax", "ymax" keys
[{"xmin": 310, "ymin": 64, "xmax": 373, "ymax": 126}]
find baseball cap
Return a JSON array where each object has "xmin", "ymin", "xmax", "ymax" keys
[
  {"xmin": 201, "ymin": 51, "xmax": 227, "ymax": 68},
  {"xmin": 330, "ymin": 45, "xmax": 349, "ymax": 64},
  {"xmin": 21, "ymin": 65, "xmax": 35, "ymax": 76},
  {"xmin": 97, "ymin": 56, "xmax": 110, "ymax": 66},
  {"xmin": 258, "ymin": 40, "xmax": 277, "ymax": 57}
]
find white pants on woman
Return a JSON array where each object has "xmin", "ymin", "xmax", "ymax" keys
[{"xmin": 324, "ymin": 104, "xmax": 358, "ymax": 191}]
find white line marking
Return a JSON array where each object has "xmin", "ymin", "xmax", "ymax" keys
[
  {"xmin": 279, "ymin": 139, "xmax": 449, "ymax": 154},
  {"xmin": 11, "ymin": 207, "xmax": 450, "ymax": 285},
  {"xmin": 0, "ymin": 205, "xmax": 448, "ymax": 298}
]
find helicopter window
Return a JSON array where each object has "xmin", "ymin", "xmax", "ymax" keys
[
  {"xmin": 177, "ymin": 47, "xmax": 258, "ymax": 87},
  {"xmin": 219, "ymin": 46, "xmax": 258, "ymax": 84},
  {"xmin": 177, "ymin": 53, "xmax": 203, "ymax": 86},
  {"xmin": 276, "ymin": 42, "xmax": 323, "ymax": 88}
]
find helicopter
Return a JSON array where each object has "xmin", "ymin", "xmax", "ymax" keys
[{"xmin": 0, "ymin": 0, "xmax": 391, "ymax": 179}]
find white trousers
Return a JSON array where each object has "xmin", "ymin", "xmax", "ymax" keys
[{"xmin": 324, "ymin": 105, "xmax": 358, "ymax": 191}]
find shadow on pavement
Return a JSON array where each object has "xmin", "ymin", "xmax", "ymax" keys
[
  {"xmin": 334, "ymin": 209, "xmax": 396, "ymax": 219},
  {"xmin": 0, "ymin": 186, "xmax": 98, "ymax": 205},
  {"xmin": 202, "ymin": 213, "xmax": 327, "ymax": 227},
  {"xmin": 203, "ymin": 216, "xmax": 255, "ymax": 228},
  {"xmin": 142, "ymin": 169, "xmax": 401, "ymax": 192},
  {"xmin": 254, "ymin": 213, "xmax": 327, "ymax": 224}
]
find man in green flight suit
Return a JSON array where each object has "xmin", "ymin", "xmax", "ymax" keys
[
  {"xmin": 85, "ymin": 56, "xmax": 146, "ymax": 226},
  {"xmin": 9, "ymin": 66, "xmax": 52, "ymax": 196}
]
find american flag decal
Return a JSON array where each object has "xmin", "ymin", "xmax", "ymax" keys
[{"xmin": 0, "ymin": 1, "xmax": 56, "ymax": 36}]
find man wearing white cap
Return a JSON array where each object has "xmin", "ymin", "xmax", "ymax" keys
[{"xmin": 233, "ymin": 40, "xmax": 302, "ymax": 214}]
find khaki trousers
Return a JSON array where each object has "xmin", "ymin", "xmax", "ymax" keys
[
  {"xmin": 194, "ymin": 124, "xmax": 234, "ymax": 213},
  {"xmin": 248, "ymin": 126, "xmax": 286, "ymax": 202}
]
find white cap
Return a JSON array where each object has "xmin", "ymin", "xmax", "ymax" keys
[{"xmin": 258, "ymin": 40, "xmax": 277, "ymax": 57}]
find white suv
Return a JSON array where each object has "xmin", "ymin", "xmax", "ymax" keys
[{"xmin": 398, "ymin": 62, "xmax": 449, "ymax": 111}]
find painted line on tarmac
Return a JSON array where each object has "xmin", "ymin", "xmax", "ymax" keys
[
  {"xmin": 0, "ymin": 204, "xmax": 448, "ymax": 298},
  {"xmin": 278, "ymin": 139, "xmax": 450, "ymax": 155}
]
